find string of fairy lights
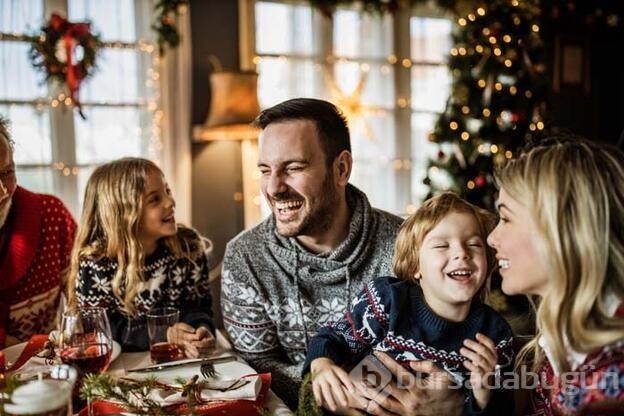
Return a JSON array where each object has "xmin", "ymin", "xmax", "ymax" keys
[{"xmin": 0, "ymin": 32, "xmax": 163, "ymax": 177}]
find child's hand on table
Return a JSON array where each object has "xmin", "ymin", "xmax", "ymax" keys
[{"xmin": 167, "ymin": 322, "xmax": 216, "ymax": 358}]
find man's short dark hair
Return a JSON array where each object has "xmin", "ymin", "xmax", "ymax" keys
[{"xmin": 252, "ymin": 98, "xmax": 351, "ymax": 166}]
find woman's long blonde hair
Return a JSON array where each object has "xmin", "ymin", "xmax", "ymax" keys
[
  {"xmin": 495, "ymin": 137, "xmax": 624, "ymax": 373},
  {"xmin": 66, "ymin": 157, "xmax": 201, "ymax": 316},
  {"xmin": 393, "ymin": 191, "xmax": 497, "ymax": 302}
]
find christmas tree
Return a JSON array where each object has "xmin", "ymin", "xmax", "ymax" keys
[{"xmin": 425, "ymin": 0, "xmax": 549, "ymax": 209}]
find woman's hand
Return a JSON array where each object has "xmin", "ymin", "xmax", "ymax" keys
[
  {"xmin": 461, "ymin": 332, "xmax": 498, "ymax": 410},
  {"xmin": 311, "ymin": 357, "xmax": 364, "ymax": 414},
  {"xmin": 167, "ymin": 323, "xmax": 216, "ymax": 358}
]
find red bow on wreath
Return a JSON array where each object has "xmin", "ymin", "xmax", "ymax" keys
[
  {"xmin": 30, "ymin": 13, "xmax": 99, "ymax": 119},
  {"xmin": 49, "ymin": 13, "xmax": 91, "ymax": 118}
]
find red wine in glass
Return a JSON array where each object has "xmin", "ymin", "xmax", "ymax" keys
[
  {"xmin": 150, "ymin": 342, "xmax": 184, "ymax": 364},
  {"xmin": 60, "ymin": 343, "xmax": 112, "ymax": 374}
]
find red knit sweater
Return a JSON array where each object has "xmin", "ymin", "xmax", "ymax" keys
[
  {"xmin": 526, "ymin": 304, "xmax": 624, "ymax": 415},
  {"xmin": 0, "ymin": 186, "xmax": 76, "ymax": 347}
]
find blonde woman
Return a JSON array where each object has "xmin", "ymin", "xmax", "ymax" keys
[
  {"xmin": 488, "ymin": 137, "xmax": 624, "ymax": 415},
  {"xmin": 67, "ymin": 158, "xmax": 215, "ymax": 357}
]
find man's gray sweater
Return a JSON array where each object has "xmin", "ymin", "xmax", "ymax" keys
[{"xmin": 221, "ymin": 184, "xmax": 403, "ymax": 409}]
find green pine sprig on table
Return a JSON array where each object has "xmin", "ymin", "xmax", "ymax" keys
[
  {"xmin": 82, "ymin": 372, "xmax": 274, "ymax": 416},
  {"xmin": 296, "ymin": 372, "xmax": 326, "ymax": 416},
  {"xmin": 80, "ymin": 373, "xmax": 187, "ymax": 415}
]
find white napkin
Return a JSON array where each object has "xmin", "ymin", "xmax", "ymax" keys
[
  {"xmin": 12, "ymin": 355, "xmax": 56, "ymax": 375},
  {"xmin": 148, "ymin": 374, "xmax": 262, "ymax": 405}
]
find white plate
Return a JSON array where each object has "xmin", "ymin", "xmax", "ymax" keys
[{"xmin": 2, "ymin": 340, "xmax": 122, "ymax": 367}]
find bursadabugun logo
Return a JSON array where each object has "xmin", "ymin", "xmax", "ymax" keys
[{"xmin": 348, "ymin": 355, "xmax": 394, "ymax": 409}]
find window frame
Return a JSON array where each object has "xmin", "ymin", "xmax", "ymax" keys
[
  {"xmin": 0, "ymin": 0, "xmax": 160, "ymax": 216},
  {"xmin": 241, "ymin": 0, "xmax": 452, "ymax": 216}
]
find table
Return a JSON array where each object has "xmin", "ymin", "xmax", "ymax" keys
[{"xmin": 106, "ymin": 330, "xmax": 293, "ymax": 416}]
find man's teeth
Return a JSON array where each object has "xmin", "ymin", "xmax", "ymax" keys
[
  {"xmin": 498, "ymin": 259, "xmax": 510, "ymax": 269},
  {"xmin": 275, "ymin": 201, "xmax": 303, "ymax": 212}
]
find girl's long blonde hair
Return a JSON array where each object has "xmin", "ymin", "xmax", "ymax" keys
[
  {"xmin": 393, "ymin": 191, "xmax": 497, "ymax": 302},
  {"xmin": 495, "ymin": 137, "xmax": 624, "ymax": 373},
  {"xmin": 67, "ymin": 157, "xmax": 202, "ymax": 316}
]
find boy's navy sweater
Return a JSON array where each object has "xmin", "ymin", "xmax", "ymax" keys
[{"xmin": 303, "ymin": 277, "xmax": 515, "ymax": 415}]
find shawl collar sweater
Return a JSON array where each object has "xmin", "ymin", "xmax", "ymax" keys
[{"xmin": 221, "ymin": 184, "xmax": 403, "ymax": 409}]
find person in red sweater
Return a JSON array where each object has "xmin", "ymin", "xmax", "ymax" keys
[{"xmin": 0, "ymin": 116, "xmax": 77, "ymax": 348}]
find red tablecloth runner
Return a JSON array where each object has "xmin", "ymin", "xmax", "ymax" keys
[
  {"xmin": 9, "ymin": 335, "xmax": 273, "ymax": 415},
  {"xmin": 80, "ymin": 372, "xmax": 272, "ymax": 415},
  {"xmin": 6, "ymin": 334, "xmax": 49, "ymax": 372}
]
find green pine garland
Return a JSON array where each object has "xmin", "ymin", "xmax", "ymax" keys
[
  {"xmin": 309, "ymin": 0, "xmax": 463, "ymax": 17},
  {"xmin": 153, "ymin": 0, "xmax": 189, "ymax": 56}
]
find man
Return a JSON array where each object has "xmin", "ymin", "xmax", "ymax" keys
[
  {"xmin": 0, "ymin": 116, "xmax": 77, "ymax": 348},
  {"xmin": 220, "ymin": 98, "xmax": 403, "ymax": 409}
]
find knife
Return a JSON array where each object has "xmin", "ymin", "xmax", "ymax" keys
[{"xmin": 128, "ymin": 354, "xmax": 238, "ymax": 373}]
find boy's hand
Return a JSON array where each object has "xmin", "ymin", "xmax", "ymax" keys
[
  {"xmin": 311, "ymin": 358, "xmax": 361, "ymax": 414},
  {"xmin": 461, "ymin": 332, "xmax": 498, "ymax": 410}
]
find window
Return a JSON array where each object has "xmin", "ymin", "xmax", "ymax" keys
[
  {"xmin": 247, "ymin": 0, "xmax": 452, "ymax": 216},
  {"xmin": 0, "ymin": 0, "xmax": 160, "ymax": 216}
]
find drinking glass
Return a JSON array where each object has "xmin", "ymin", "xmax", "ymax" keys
[
  {"xmin": 146, "ymin": 307, "xmax": 184, "ymax": 363},
  {"xmin": 59, "ymin": 307, "xmax": 113, "ymax": 415},
  {"xmin": 5, "ymin": 364, "xmax": 77, "ymax": 416}
]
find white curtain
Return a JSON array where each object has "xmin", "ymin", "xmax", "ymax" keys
[{"xmin": 159, "ymin": 3, "xmax": 193, "ymax": 225}]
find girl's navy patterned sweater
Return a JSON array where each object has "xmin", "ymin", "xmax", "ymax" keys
[
  {"xmin": 75, "ymin": 228, "xmax": 214, "ymax": 351},
  {"xmin": 303, "ymin": 277, "xmax": 515, "ymax": 415}
]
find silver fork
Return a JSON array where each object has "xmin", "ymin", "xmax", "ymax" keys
[{"xmin": 200, "ymin": 362, "xmax": 217, "ymax": 378}]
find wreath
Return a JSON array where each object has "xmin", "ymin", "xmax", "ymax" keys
[{"xmin": 29, "ymin": 13, "xmax": 100, "ymax": 118}]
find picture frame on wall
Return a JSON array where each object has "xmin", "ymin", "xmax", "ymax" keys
[{"xmin": 553, "ymin": 34, "xmax": 590, "ymax": 94}]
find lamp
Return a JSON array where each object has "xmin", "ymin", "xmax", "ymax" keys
[{"xmin": 193, "ymin": 69, "xmax": 261, "ymax": 141}]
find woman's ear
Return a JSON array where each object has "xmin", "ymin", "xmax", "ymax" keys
[{"xmin": 334, "ymin": 150, "xmax": 352, "ymax": 186}]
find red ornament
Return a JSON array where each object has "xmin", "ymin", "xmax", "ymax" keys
[
  {"xmin": 474, "ymin": 175, "xmax": 486, "ymax": 187},
  {"xmin": 437, "ymin": 150, "xmax": 446, "ymax": 159}
]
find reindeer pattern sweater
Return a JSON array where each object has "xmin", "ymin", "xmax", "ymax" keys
[{"xmin": 304, "ymin": 277, "xmax": 516, "ymax": 415}]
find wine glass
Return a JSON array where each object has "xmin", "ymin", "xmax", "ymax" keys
[
  {"xmin": 59, "ymin": 306, "xmax": 113, "ymax": 374},
  {"xmin": 59, "ymin": 306, "xmax": 113, "ymax": 415}
]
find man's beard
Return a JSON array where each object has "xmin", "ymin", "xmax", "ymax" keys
[
  {"xmin": 275, "ymin": 173, "xmax": 339, "ymax": 238},
  {"xmin": 0, "ymin": 197, "xmax": 12, "ymax": 229}
]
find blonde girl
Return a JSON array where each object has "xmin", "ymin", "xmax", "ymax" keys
[
  {"xmin": 67, "ymin": 157, "xmax": 215, "ymax": 356},
  {"xmin": 488, "ymin": 137, "xmax": 624, "ymax": 415}
]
